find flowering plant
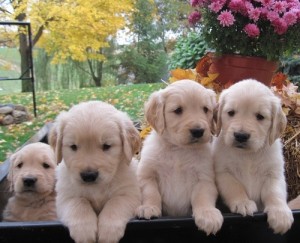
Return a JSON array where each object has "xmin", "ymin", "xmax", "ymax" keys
[{"xmin": 189, "ymin": 0, "xmax": 300, "ymax": 60}]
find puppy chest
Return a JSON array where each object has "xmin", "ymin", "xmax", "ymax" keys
[
  {"xmin": 230, "ymin": 164, "xmax": 264, "ymax": 202},
  {"xmin": 158, "ymin": 163, "xmax": 197, "ymax": 216},
  {"xmin": 80, "ymin": 187, "xmax": 108, "ymax": 213}
]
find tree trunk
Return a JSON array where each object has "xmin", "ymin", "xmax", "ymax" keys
[
  {"xmin": 19, "ymin": 29, "xmax": 32, "ymax": 92},
  {"xmin": 15, "ymin": 9, "xmax": 32, "ymax": 93},
  {"xmin": 95, "ymin": 60, "xmax": 103, "ymax": 87},
  {"xmin": 87, "ymin": 59, "xmax": 103, "ymax": 87}
]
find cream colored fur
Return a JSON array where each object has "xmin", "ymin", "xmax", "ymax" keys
[
  {"xmin": 50, "ymin": 101, "xmax": 141, "ymax": 243},
  {"xmin": 3, "ymin": 142, "xmax": 57, "ymax": 221},
  {"xmin": 288, "ymin": 195, "xmax": 300, "ymax": 210},
  {"xmin": 136, "ymin": 80, "xmax": 223, "ymax": 235},
  {"xmin": 213, "ymin": 79, "xmax": 293, "ymax": 234}
]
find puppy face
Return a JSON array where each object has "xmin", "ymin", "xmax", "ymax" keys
[
  {"xmin": 145, "ymin": 79, "xmax": 216, "ymax": 146},
  {"xmin": 217, "ymin": 79, "xmax": 286, "ymax": 151},
  {"xmin": 8, "ymin": 142, "xmax": 56, "ymax": 195},
  {"xmin": 49, "ymin": 101, "xmax": 141, "ymax": 185}
]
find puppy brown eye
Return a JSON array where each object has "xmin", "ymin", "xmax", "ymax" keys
[
  {"xmin": 70, "ymin": 144, "xmax": 78, "ymax": 151},
  {"xmin": 256, "ymin": 114, "xmax": 264, "ymax": 121},
  {"xmin": 102, "ymin": 144, "xmax": 111, "ymax": 151},
  {"xmin": 42, "ymin": 163, "xmax": 50, "ymax": 169},
  {"xmin": 16, "ymin": 162, "xmax": 23, "ymax": 169},
  {"xmin": 203, "ymin": 107, "xmax": 209, "ymax": 113},
  {"xmin": 228, "ymin": 110, "xmax": 235, "ymax": 117},
  {"xmin": 174, "ymin": 107, "xmax": 183, "ymax": 115}
]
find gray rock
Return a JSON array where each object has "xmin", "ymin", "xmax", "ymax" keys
[
  {"xmin": 0, "ymin": 106, "xmax": 13, "ymax": 115},
  {"xmin": 12, "ymin": 110, "xmax": 29, "ymax": 124},
  {"xmin": 2, "ymin": 115, "xmax": 14, "ymax": 125},
  {"xmin": 14, "ymin": 105, "xmax": 27, "ymax": 112}
]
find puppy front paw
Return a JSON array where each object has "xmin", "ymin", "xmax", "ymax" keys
[
  {"xmin": 136, "ymin": 205, "xmax": 161, "ymax": 219},
  {"xmin": 230, "ymin": 199, "xmax": 257, "ymax": 216},
  {"xmin": 98, "ymin": 219, "xmax": 127, "ymax": 243},
  {"xmin": 193, "ymin": 207, "xmax": 224, "ymax": 235},
  {"xmin": 68, "ymin": 221, "xmax": 97, "ymax": 243},
  {"xmin": 265, "ymin": 206, "xmax": 294, "ymax": 234}
]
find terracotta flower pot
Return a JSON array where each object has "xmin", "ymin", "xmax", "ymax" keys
[{"xmin": 209, "ymin": 54, "xmax": 279, "ymax": 87}]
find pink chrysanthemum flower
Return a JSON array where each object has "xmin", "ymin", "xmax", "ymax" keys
[
  {"xmin": 229, "ymin": 0, "xmax": 247, "ymax": 14},
  {"xmin": 248, "ymin": 8, "xmax": 261, "ymax": 22},
  {"xmin": 209, "ymin": 1, "xmax": 223, "ymax": 13},
  {"xmin": 261, "ymin": 0, "xmax": 275, "ymax": 8},
  {"xmin": 244, "ymin": 23, "xmax": 260, "ymax": 37},
  {"xmin": 267, "ymin": 11, "xmax": 280, "ymax": 22},
  {"xmin": 287, "ymin": 0, "xmax": 299, "ymax": 8},
  {"xmin": 273, "ymin": 1, "xmax": 288, "ymax": 14},
  {"xmin": 188, "ymin": 11, "xmax": 202, "ymax": 25},
  {"xmin": 283, "ymin": 11, "xmax": 298, "ymax": 26},
  {"xmin": 190, "ymin": 0, "xmax": 201, "ymax": 7},
  {"xmin": 260, "ymin": 7, "xmax": 269, "ymax": 19},
  {"xmin": 272, "ymin": 18, "xmax": 288, "ymax": 34},
  {"xmin": 217, "ymin": 10, "xmax": 235, "ymax": 27}
]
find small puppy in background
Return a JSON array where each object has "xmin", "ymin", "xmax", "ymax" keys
[
  {"xmin": 50, "ymin": 101, "xmax": 141, "ymax": 243},
  {"xmin": 213, "ymin": 79, "xmax": 293, "ymax": 234},
  {"xmin": 136, "ymin": 80, "xmax": 223, "ymax": 235},
  {"xmin": 3, "ymin": 142, "xmax": 57, "ymax": 221}
]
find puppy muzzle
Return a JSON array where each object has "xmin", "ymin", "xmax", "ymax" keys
[
  {"xmin": 190, "ymin": 128, "xmax": 204, "ymax": 139},
  {"xmin": 80, "ymin": 170, "xmax": 99, "ymax": 183},
  {"xmin": 22, "ymin": 176, "xmax": 37, "ymax": 189},
  {"xmin": 233, "ymin": 132, "xmax": 250, "ymax": 148}
]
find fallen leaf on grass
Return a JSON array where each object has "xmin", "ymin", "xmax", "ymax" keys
[
  {"xmin": 140, "ymin": 126, "xmax": 152, "ymax": 139},
  {"xmin": 200, "ymin": 73, "xmax": 219, "ymax": 87},
  {"xmin": 170, "ymin": 68, "xmax": 197, "ymax": 82},
  {"xmin": 195, "ymin": 54, "xmax": 212, "ymax": 77}
]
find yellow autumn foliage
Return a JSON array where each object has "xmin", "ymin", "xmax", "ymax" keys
[
  {"xmin": 169, "ymin": 68, "xmax": 197, "ymax": 82},
  {"xmin": 1, "ymin": 0, "xmax": 134, "ymax": 63}
]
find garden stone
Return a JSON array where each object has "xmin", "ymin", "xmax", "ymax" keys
[
  {"xmin": 0, "ymin": 106, "xmax": 13, "ymax": 115},
  {"xmin": 12, "ymin": 110, "xmax": 29, "ymax": 124},
  {"xmin": 2, "ymin": 115, "xmax": 14, "ymax": 125},
  {"xmin": 0, "ymin": 104, "xmax": 29, "ymax": 125},
  {"xmin": 14, "ymin": 105, "xmax": 27, "ymax": 112}
]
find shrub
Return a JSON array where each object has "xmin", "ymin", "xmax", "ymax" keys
[
  {"xmin": 280, "ymin": 55, "xmax": 300, "ymax": 88},
  {"xmin": 119, "ymin": 43, "xmax": 168, "ymax": 83},
  {"xmin": 169, "ymin": 31, "xmax": 208, "ymax": 70}
]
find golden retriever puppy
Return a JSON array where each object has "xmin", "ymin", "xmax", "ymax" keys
[
  {"xmin": 213, "ymin": 79, "xmax": 294, "ymax": 234},
  {"xmin": 136, "ymin": 80, "xmax": 223, "ymax": 235},
  {"xmin": 288, "ymin": 195, "xmax": 300, "ymax": 210},
  {"xmin": 3, "ymin": 142, "xmax": 57, "ymax": 221},
  {"xmin": 50, "ymin": 101, "xmax": 141, "ymax": 243}
]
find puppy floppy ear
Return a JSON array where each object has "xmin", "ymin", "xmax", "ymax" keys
[
  {"xmin": 49, "ymin": 111, "xmax": 68, "ymax": 164},
  {"xmin": 145, "ymin": 90, "xmax": 165, "ymax": 135},
  {"xmin": 269, "ymin": 98, "xmax": 287, "ymax": 145},
  {"xmin": 215, "ymin": 89, "xmax": 229, "ymax": 136},
  {"xmin": 48, "ymin": 125, "xmax": 57, "ymax": 151},
  {"xmin": 216, "ymin": 95, "xmax": 226, "ymax": 136},
  {"xmin": 120, "ymin": 116, "xmax": 141, "ymax": 164},
  {"xmin": 212, "ymin": 103, "xmax": 219, "ymax": 135},
  {"xmin": 7, "ymin": 152, "xmax": 19, "ymax": 192},
  {"xmin": 207, "ymin": 89, "xmax": 217, "ymax": 135}
]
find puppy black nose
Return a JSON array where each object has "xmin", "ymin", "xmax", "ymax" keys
[
  {"xmin": 23, "ymin": 177, "xmax": 37, "ymax": 187},
  {"xmin": 80, "ymin": 171, "xmax": 99, "ymax": 183},
  {"xmin": 190, "ymin": 128, "xmax": 204, "ymax": 138},
  {"xmin": 234, "ymin": 132, "xmax": 250, "ymax": 143}
]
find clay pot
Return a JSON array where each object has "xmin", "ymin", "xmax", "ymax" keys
[{"xmin": 209, "ymin": 53, "xmax": 279, "ymax": 87}]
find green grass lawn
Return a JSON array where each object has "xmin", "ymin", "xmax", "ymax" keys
[
  {"xmin": 0, "ymin": 48, "xmax": 21, "ymax": 65},
  {"xmin": 0, "ymin": 48, "xmax": 22, "ymax": 95},
  {"xmin": 0, "ymin": 83, "xmax": 164, "ymax": 163}
]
